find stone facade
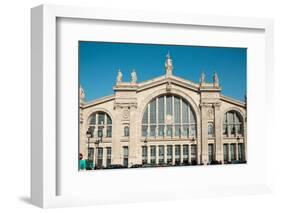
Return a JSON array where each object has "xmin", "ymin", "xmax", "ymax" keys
[{"xmin": 80, "ymin": 55, "xmax": 247, "ymax": 168}]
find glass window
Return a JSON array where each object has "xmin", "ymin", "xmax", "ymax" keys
[
  {"xmin": 230, "ymin": 144, "xmax": 236, "ymax": 161},
  {"xmin": 175, "ymin": 145, "xmax": 181, "ymax": 164},
  {"xmin": 124, "ymin": 126, "xmax": 129, "ymax": 137},
  {"xmin": 167, "ymin": 145, "xmax": 173, "ymax": 164},
  {"xmin": 166, "ymin": 125, "xmax": 173, "ymax": 137},
  {"xmin": 142, "ymin": 146, "xmax": 148, "ymax": 164},
  {"xmin": 98, "ymin": 113, "xmax": 105, "ymax": 125},
  {"xmin": 183, "ymin": 145, "xmax": 189, "ymax": 164},
  {"xmin": 150, "ymin": 146, "xmax": 156, "ymax": 165},
  {"xmin": 208, "ymin": 122, "xmax": 214, "ymax": 138},
  {"xmin": 142, "ymin": 125, "xmax": 148, "ymax": 137},
  {"xmin": 208, "ymin": 144, "xmax": 214, "ymax": 163},
  {"xmin": 158, "ymin": 145, "xmax": 164, "ymax": 164},
  {"xmin": 182, "ymin": 101, "xmax": 189, "ymax": 123},
  {"xmin": 158, "ymin": 96, "xmax": 164, "ymax": 123},
  {"xmin": 150, "ymin": 125, "xmax": 156, "ymax": 137},
  {"xmin": 88, "ymin": 112, "xmax": 112, "ymax": 140},
  {"xmin": 97, "ymin": 148, "xmax": 103, "ymax": 167},
  {"xmin": 88, "ymin": 148, "xmax": 94, "ymax": 160},
  {"xmin": 150, "ymin": 99, "xmax": 156, "ymax": 124},
  {"xmin": 174, "ymin": 97, "xmax": 181, "ymax": 123},
  {"xmin": 123, "ymin": 146, "xmax": 129, "ymax": 167},
  {"xmin": 89, "ymin": 114, "xmax": 96, "ymax": 125},
  {"xmin": 238, "ymin": 143, "xmax": 244, "ymax": 161},
  {"xmin": 191, "ymin": 145, "xmax": 197, "ymax": 163},
  {"xmin": 106, "ymin": 147, "xmax": 111, "ymax": 167},
  {"xmin": 223, "ymin": 111, "xmax": 243, "ymax": 137},
  {"xmin": 142, "ymin": 108, "xmax": 148, "ymax": 124},
  {"xmin": 106, "ymin": 126, "xmax": 112, "ymax": 138},
  {"xmin": 175, "ymin": 125, "xmax": 181, "ymax": 137},
  {"xmin": 166, "ymin": 95, "xmax": 173, "ymax": 116},
  {"xmin": 223, "ymin": 144, "xmax": 228, "ymax": 163},
  {"xmin": 158, "ymin": 125, "xmax": 165, "ymax": 137}
]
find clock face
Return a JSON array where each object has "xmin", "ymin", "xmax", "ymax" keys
[{"xmin": 166, "ymin": 114, "xmax": 173, "ymax": 125}]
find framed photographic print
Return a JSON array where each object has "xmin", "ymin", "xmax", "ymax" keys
[{"xmin": 31, "ymin": 4, "xmax": 274, "ymax": 208}]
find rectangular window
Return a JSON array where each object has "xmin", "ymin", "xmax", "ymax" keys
[
  {"xmin": 158, "ymin": 145, "xmax": 164, "ymax": 164},
  {"xmin": 223, "ymin": 124, "xmax": 228, "ymax": 136},
  {"xmin": 166, "ymin": 125, "xmax": 173, "ymax": 137},
  {"xmin": 150, "ymin": 146, "xmax": 156, "ymax": 165},
  {"xmin": 106, "ymin": 126, "xmax": 112, "ymax": 137},
  {"xmin": 190, "ymin": 124, "xmax": 196, "ymax": 137},
  {"xmin": 230, "ymin": 144, "xmax": 236, "ymax": 161},
  {"xmin": 238, "ymin": 143, "xmax": 244, "ymax": 161},
  {"xmin": 123, "ymin": 146, "xmax": 129, "ymax": 167},
  {"xmin": 208, "ymin": 144, "xmax": 214, "ymax": 163},
  {"xmin": 158, "ymin": 96, "xmax": 164, "ymax": 123},
  {"xmin": 167, "ymin": 145, "xmax": 173, "ymax": 164},
  {"xmin": 98, "ymin": 113, "xmax": 105, "ymax": 125},
  {"xmin": 191, "ymin": 145, "xmax": 197, "ymax": 164},
  {"xmin": 166, "ymin": 95, "xmax": 173, "ymax": 116},
  {"xmin": 150, "ymin": 99, "xmax": 156, "ymax": 124},
  {"xmin": 88, "ymin": 148, "xmax": 94, "ymax": 160},
  {"xmin": 182, "ymin": 125, "xmax": 189, "ymax": 137},
  {"xmin": 183, "ymin": 145, "xmax": 189, "ymax": 164},
  {"xmin": 174, "ymin": 97, "xmax": 181, "ymax": 123},
  {"xmin": 175, "ymin": 125, "xmax": 181, "ymax": 137},
  {"xmin": 142, "ymin": 125, "xmax": 148, "ymax": 137},
  {"xmin": 182, "ymin": 101, "xmax": 189, "ymax": 123},
  {"xmin": 150, "ymin": 125, "xmax": 156, "ymax": 137},
  {"xmin": 97, "ymin": 147, "xmax": 103, "ymax": 167},
  {"xmin": 223, "ymin": 144, "xmax": 228, "ymax": 163},
  {"xmin": 175, "ymin": 145, "xmax": 181, "ymax": 165},
  {"xmin": 158, "ymin": 125, "xmax": 165, "ymax": 137},
  {"xmin": 98, "ymin": 126, "xmax": 103, "ymax": 137},
  {"xmin": 106, "ymin": 147, "xmax": 111, "ymax": 167},
  {"xmin": 142, "ymin": 146, "xmax": 148, "ymax": 164},
  {"xmin": 142, "ymin": 108, "xmax": 148, "ymax": 124}
]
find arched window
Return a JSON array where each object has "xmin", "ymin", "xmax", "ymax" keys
[
  {"xmin": 208, "ymin": 122, "xmax": 214, "ymax": 138},
  {"xmin": 124, "ymin": 126, "xmax": 129, "ymax": 137},
  {"xmin": 88, "ymin": 111, "xmax": 112, "ymax": 138},
  {"xmin": 223, "ymin": 110, "xmax": 243, "ymax": 137},
  {"xmin": 141, "ymin": 94, "xmax": 197, "ymax": 139}
]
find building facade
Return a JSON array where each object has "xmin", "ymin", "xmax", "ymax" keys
[{"xmin": 79, "ymin": 54, "xmax": 247, "ymax": 169}]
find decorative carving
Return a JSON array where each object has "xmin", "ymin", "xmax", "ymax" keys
[
  {"xmin": 131, "ymin": 69, "xmax": 137, "ymax": 84},
  {"xmin": 166, "ymin": 114, "xmax": 173, "ymax": 125},
  {"xmin": 122, "ymin": 108, "xmax": 130, "ymax": 120},
  {"xmin": 116, "ymin": 69, "xmax": 123, "ymax": 84},
  {"xmin": 207, "ymin": 107, "xmax": 214, "ymax": 119},
  {"xmin": 166, "ymin": 81, "xmax": 172, "ymax": 92}
]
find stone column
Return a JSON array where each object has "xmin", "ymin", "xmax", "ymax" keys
[
  {"xmin": 129, "ymin": 105, "xmax": 141, "ymax": 166},
  {"xmin": 214, "ymin": 102, "xmax": 223, "ymax": 162},
  {"xmin": 102, "ymin": 147, "xmax": 107, "ymax": 167},
  {"xmin": 200, "ymin": 103, "xmax": 209, "ymax": 165},
  {"xmin": 111, "ymin": 106, "xmax": 122, "ymax": 165}
]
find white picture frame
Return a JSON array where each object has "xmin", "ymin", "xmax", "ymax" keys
[{"xmin": 31, "ymin": 4, "xmax": 274, "ymax": 208}]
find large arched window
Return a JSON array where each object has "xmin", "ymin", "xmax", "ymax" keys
[
  {"xmin": 88, "ymin": 111, "xmax": 112, "ymax": 138},
  {"xmin": 141, "ymin": 94, "xmax": 197, "ymax": 139},
  {"xmin": 223, "ymin": 110, "xmax": 243, "ymax": 137}
]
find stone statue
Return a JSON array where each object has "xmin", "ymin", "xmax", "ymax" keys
[
  {"xmin": 165, "ymin": 52, "xmax": 173, "ymax": 76},
  {"xmin": 131, "ymin": 69, "xmax": 137, "ymax": 84},
  {"xmin": 79, "ymin": 86, "xmax": 85, "ymax": 102},
  {"xmin": 116, "ymin": 69, "xmax": 123, "ymax": 83},
  {"xmin": 213, "ymin": 72, "xmax": 219, "ymax": 87},
  {"xmin": 200, "ymin": 72, "xmax": 205, "ymax": 84}
]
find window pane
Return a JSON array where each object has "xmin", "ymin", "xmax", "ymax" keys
[
  {"xmin": 150, "ymin": 125, "xmax": 156, "ymax": 137},
  {"xmin": 106, "ymin": 114, "xmax": 112, "ymax": 124},
  {"xmin": 166, "ymin": 125, "xmax": 173, "ymax": 137},
  {"xmin": 98, "ymin": 113, "xmax": 105, "ymax": 124},
  {"xmin": 158, "ymin": 125, "xmax": 164, "ymax": 136},
  {"xmin": 150, "ymin": 99, "xmax": 156, "ymax": 124},
  {"xmin": 230, "ymin": 144, "xmax": 235, "ymax": 161},
  {"xmin": 106, "ymin": 126, "xmax": 112, "ymax": 137},
  {"xmin": 89, "ymin": 114, "xmax": 96, "ymax": 125},
  {"xmin": 142, "ymin": 125, "xmax": 148, "ymax": 137},
  {"xmin": 238, "ymin": 143, "xmax": 244, "ymax": 161},
  {"xmin": 166, "ymin": 95, "xmax": 173, "ymax": 116},
  {"xmin": 182, "ymin": 125, "xmax": 189, "ymax": 137},
  {"xmin": 223, "ymin": 144, "xmax": 228, "ymax": 162},
  {"xmin": 158, "ymin": 96, "xmax": 164, "ymax": 123},
  {"xmin": 174, "ymin": 97, "xmax": 180, "ymax": 123},
  {"xmin": 124, "ymin": 126, "xmax": 129, "ymax": 137},
  {"xmin": 190, "ymin": 107, "xmax": 196, "ymax": 123},
  {"xmin": 175, "ymin": 125, "xmax": 181, "ymax": 136},
  {"xmin": 182, "ymin": 101, "xmax": 189, "ymax": 123},
  {"xmin": 142, "ymin": 108, "xmax": 148, "ymax": 124}
]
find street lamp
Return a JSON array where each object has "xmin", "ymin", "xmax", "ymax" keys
[
  {"xmin": 95, "ymin": 122, "xmax": 104, "ymax": 169},
  {"xmin": 86, "ymin": 128, "xmax": 93, "ymax": 170}
]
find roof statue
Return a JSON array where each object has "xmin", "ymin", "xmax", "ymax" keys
[
  {"xmin": 116, "ymin": 69, "xmax": 123, "ymax": 84},
  {"xmin": 199, "ymin": 72, "xmax": 206, "ymax": 85},
  {"xmin": 213, "ymin": 72, "xmax": 219, "ymax": 87},
  {"xmin": 165, "ymin": 52, "xmax": 173, "ymax": 77},
  {"xmin": 79, "ymin": 86, "xmax": 85, "ymax": 103},
  {"xmin": 131, "ymin": 69, "xmax": 137, "ymax": 84}
]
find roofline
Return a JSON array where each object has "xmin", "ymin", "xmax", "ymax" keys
[
  {"xmin": 220, "ymin": 95, "xmax": 246, "ymax": 108},
  {"xmin": 83, "ymin": 94, "xmax": 115, "ymax": 108}
]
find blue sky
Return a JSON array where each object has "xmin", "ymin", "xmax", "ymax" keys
[{"xmin": 79, "ymin": 41, "xmax": 246, "ymax": 102}]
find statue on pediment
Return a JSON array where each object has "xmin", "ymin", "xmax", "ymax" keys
[
  {"xmin": 200, "ymin": 72, "xmax": 206, "ymax": 85},
  {"xmin": 116, "ymin": 69, "xmax": 123, "ymax": 84},
  {"xmin": 165, "ymin": 52, "xmax": 173, "ymax": 76},
  {"xmin": 131, "ymin": 69, "xmax": 137, "ymax": 84},
  {"xmin": 213, "ymin": 72, "xmax": 219, "ymax": 87}
]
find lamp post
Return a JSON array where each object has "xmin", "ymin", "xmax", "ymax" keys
[
  {"xmin": 86, "ymin": 128, "xmax": 93, "ymax": 170},
  {"xmin": 95, "ymin": 122, "xmax": 104, "ymax": 169}
]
